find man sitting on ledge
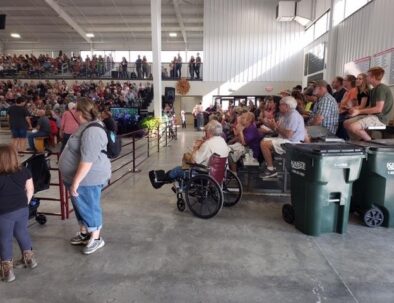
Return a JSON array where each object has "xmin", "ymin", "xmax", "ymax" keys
[
  {"xmin": 149, "ymin": 120, "xmax": 230, "ymax": 188},
  {"xmin": 259, "ymin": 96, "xmax": 306, "ymax": 179}
]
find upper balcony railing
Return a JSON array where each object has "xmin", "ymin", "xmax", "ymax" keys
[{"xmin": 0, "ymin": 61, "xmax": 203, "ymax": 81}]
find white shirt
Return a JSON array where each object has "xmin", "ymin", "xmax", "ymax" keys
[{"xmin": 193, "ymin": 136, "xmax": 230, "ymax": 166}]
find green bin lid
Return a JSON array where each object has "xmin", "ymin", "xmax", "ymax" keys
[{"xmin": 283, "ymin": 143, "xmax": 364, "ymax": 155}]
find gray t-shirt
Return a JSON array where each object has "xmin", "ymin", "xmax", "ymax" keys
[{"xmin": 59, "ymin": 120, "xmax": 111, "ymax": 186}]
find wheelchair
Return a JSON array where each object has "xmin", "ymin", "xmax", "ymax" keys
[{"xmin": 174, "ymin": 154, "xmax": 243, "ymax": 219}]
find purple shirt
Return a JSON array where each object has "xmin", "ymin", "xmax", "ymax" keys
[{"xmin": 243, "ymin": 123, "xmax": 263, "ymax": 159}]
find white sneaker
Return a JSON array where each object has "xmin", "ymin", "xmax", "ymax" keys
[{"xmin": 82, "ymin": 237, "xmax": 105, "ymax": 255}]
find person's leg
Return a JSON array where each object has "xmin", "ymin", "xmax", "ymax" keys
[
  {"xmin": 0, "ymin": 213, "xmax": 15, "ymax": 262},
  {"xmin": 347, "ymin": 121, "xmax": 371, "ymax": 141},
  {"xmin": 64, "ymin": 183, "xmax": 89, "ymax": 244},
  {"xmin": 12, "ymin": 207, "xmax": 37, "ymax": 269},
  {"xmin": 12, "ymin": 208, "xmax": 32, "ymax": 252},
  {"xmin": 75, "ymin": 185, "xmax": 105, "ymax": 254},
  {"xmin": 167, "ymin": 166, "xmax": 185, "ymax": 180},
  {"xmin": 260, "ymin": 140, "xmax": 274, "ymax": 168},
  {"xmin": 27, "ymin": 131, "xmax": 46, "ymax": 150},
  {"xmin": 10, "ymin": 129, "xmax": 19, "ymax": 152}
]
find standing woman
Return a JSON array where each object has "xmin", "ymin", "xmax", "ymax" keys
[
  {"xmin": 0, "ymin": 145, "xmax": 36, "ymax": 283},
  {"xmin": 59, "ymin": 98, "xmax": 111, "ymax": 255},
  {"xmin": 59, "ymin": 102, "xmax": 79, "ymax": 152}
]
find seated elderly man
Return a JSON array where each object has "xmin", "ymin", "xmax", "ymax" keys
[
  {"xmin": 149, "ymin": 120, "xmax": 230, "ymax": 188},
  {"xmin": 260, "ymin": 96, "xmax": 306, "ymax": 179}
]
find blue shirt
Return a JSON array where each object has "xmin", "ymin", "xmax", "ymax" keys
[
  {"xmin": 308, "ymin": 93, "xmax": 339, "ymax": 134},
  {"xmin": 279, "ymin": 110, "xmax": 305, "ymax": 142}
]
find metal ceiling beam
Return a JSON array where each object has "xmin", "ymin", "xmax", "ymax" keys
[
  {"xmin": 43, "ymin": 0, "xmax": 91, "ymax": 43},
  {"xmin": 173, "ymin": 0, "xmax": 187, "ymax": 46},
  {"xmin": 83, "ymin": 26, "xmax": 202, "ymax": 32}
]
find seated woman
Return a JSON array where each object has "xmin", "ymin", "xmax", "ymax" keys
[
  {"xmin": 230, "ymin": 112, "xmax": 264, "ymax": 163},
  {"xmin": 149, "ymin": 120, "xmax": 230, "ymax": 189}
]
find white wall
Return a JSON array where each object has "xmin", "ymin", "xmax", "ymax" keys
[
  {"xmin": 335, "ymin": 0, "xmax": 394, "ymax": 76},
  {"xmin": 315, "ymin": 0, "xmax": 331, "ymax": 20},
  {"xmin": 203, "ymin": 0, "xmax": 305, "ymax": 82}
]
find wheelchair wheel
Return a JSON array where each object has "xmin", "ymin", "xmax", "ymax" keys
[
  {"xmin": 222, "ymin": 169, "xmax": 243, "ymax": 207},
  {"xmin": 35, "ymin": 214, "xmax": 47, "ymax": 225},
  {"xmin": 177, "ymin": 198, "xmax": 186, "ymax": 212},
  {"xmin": 185, "ymin": 174, "xmax": 223, "ymax": 219}
]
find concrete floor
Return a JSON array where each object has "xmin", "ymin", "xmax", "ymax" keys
[{"xmin": 1, "ymin": 129, "xmax": 394, "ymax": 303}]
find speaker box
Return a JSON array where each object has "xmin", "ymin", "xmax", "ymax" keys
[
  {"xmin": 164, "ymin": 87, "xmax": 175, "ymax": 103},
  {"xmin": 0, "ymin": 15, "xmax": 6, "ymax": 30}
]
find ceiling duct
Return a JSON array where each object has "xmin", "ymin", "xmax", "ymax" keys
[
  {"xmin": 295, "ymin": 0, "xmax": 313, "ymax": 26},
  {"xmin": 276, "ymin": 1, "xmax": 296, "ymax": 22}
]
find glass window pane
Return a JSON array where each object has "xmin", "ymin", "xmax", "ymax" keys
[
  {"xmin": 345, "ymin": 0, "xmax": 368, "ymax": 18},
  {"xmin": 333, "ymin": 0, "xmax": 345, "ymax": 26},
  {"xmin": 314, "ymin": 13, "xmax": 328, "ymax": 38}
]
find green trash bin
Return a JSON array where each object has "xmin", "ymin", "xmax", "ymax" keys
[
  {"xmin": 352, "ymin": 139, "xmax": 394, "ymax": 228},
  {"xmin": 282, "ymin": 143, "xmax": 365, "ymax": 236}
]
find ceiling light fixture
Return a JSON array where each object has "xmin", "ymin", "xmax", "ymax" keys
[
  {"xmin": 10, "ymin": 33, "xmax": 21, "ymax": 39},
  {"xmin": 169, "ymin": 32, "xmax": 177, "ymax": 37},
  {"xmin": 86, "ymin": 33, "xmax": 95, "ymax": 38}
]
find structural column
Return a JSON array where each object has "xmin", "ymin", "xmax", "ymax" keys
[
  {"xmin": 151, "ymin": 0, "xmax": 162, "ymax": 118},
  {"xmin": 325, "ymin": 0, "xmax": 338, "ymax": 81}
]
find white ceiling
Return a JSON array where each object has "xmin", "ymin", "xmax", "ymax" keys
[{"xmin": 0, "ymin": 0, "xmax": 204, "ymax": 51}]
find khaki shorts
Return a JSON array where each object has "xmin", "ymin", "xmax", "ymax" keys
[
  {"xmin": 347, "ymin": 115, "xmax": 385, "ymax": 129},
  {"xmin": 264, "ymin": 137, "xmax": 290, "ymax": 155}
]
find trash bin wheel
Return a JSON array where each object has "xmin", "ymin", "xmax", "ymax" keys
[
  {"xmin": 363, "ymin": 207, "xmax": 384, "ymax": 228},
  {"xmin": 177, "ymin": 198, "xmax": 186, "ymax": 212},
  {"xmin": 36, "ymin": 214, "xmax": 47, "ymax": 225},
  {"xmin": 282, "ymin": 204, "xmax": 295, "ymax": 224}
]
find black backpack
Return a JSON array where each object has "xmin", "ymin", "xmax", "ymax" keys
[
  {"xmin": 23, "ymin": 153, "xmax": 51, "ymax": 193},
  {"xmin": 81, "ymin": 122, "xmax": 122, "ymax": 159}
]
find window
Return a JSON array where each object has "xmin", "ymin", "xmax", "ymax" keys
[
  {"xmin": 333, "ymin": 0, "xmax": 372, "ymax": 25},
  {"xmin": 314, "ymin": 12, "xmax": 329, "ymax": 38},
  {"xmin": 345, "ymin": 0, "xmax": 368, "ymax": 18},
  {"xmin": 333, "ymin": 0, "xmax": 345, "ymax": 26}
]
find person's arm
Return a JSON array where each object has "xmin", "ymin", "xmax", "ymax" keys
[
  {"xmin": 70, "ymin": 162, "xmax": 93, "ymax": 197},
  {"xmin": 25, "ymin": 178, "xmax": 34, "ymax": 203},
  {"xmin": 357, "ymin": 96, "xmax": 368, "ymax": 109},
  {"xmin": 267, "ymin": 119, "xmax": 293, "ymax": 139},
  {"xmin": 349, "ymin": 101, "xmax": 384, "ymax": 117}
]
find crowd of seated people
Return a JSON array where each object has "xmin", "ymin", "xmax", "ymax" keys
[
  {"xmin": 0, "ymin": 79, "xmax": 154, "ymax": 152},
  {"xmin": 149, "ymin": 66, "xmax": 392, "ymax": 184},
  {"xmin": 0, "ymin": 53, "xmax": 115, "ymax": 78}
]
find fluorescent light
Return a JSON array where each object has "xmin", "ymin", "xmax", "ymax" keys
[
  {"xmin": 169, "ymin": 32, "xmax": 177, "ymax": 37},
  {"xmin": 86, "ymin": 33, "xmax": 94, "ymax": 38},
  {"xmin": 10, "ymin": 33, "xmax": 21, "ymax": 39}
]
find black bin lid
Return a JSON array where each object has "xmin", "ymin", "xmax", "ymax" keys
[{"xmin": 283, "ymin": 143, "xmax": 364, "ymax": 155}]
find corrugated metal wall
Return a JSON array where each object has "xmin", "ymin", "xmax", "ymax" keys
[
  {"xmin": 203, "ymin": 0, "xmax": 305, "ymax": 82},
  {"xmin": 335, "ymin": 0, "xmax": 394, "ymax": 75}
]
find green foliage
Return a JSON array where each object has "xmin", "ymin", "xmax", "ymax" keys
[{"xmin": 141, "ymin": 117, "xmax": 161, "ymax": 130}]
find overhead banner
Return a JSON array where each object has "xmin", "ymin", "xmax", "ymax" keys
[{"xmin": 371, "ymin": 48, "xmax": 394, "ymax": 86}]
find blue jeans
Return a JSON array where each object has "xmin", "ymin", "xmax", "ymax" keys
[
  {"xmin": 65, "ymin": 184, "xmax": 105, "ymax": 232},
  {"xmin": 168, "ymin": 166, "xmax": 186, "ymax": 180},
  {"xmin": 0, "ymin": 208, "xmax": 32, "ymax": 261},
  {"xmin": 27, "ymin": 130, "xmax": 49, "ymax": 150}
]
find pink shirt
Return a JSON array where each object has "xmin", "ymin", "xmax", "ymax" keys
[{"xmin": 60, "ymin": 110, "xmax": 79, "ymax": 135}]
